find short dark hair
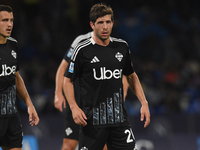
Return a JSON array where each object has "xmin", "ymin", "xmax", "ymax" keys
[
  {"xmin": 90, "ymin": 3, "xmax": 114, "ymax": 24},
  {"xmin": 0, "ymin": 5, "xmax": 13, "ymax": 13}
]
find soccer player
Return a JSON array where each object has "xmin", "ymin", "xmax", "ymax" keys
[
  {"xmin": 0, "ymin": 5, "xmax": 39, "ymax": 150},
  {"xmin": 55, "ymin": 31, "xmax": 129, "ymax": 150},
  {"xmin": 54, "ymin": 32, "xmax": 92, "ymax": 150},
  {"xmin": 63, "ymin": 3, "xmax": 150, "ymax": 150}
]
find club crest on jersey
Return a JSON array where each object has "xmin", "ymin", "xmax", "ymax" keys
[
  {"xmin": 67, "ymin": 48, "xmax": 73, "ymax": 58},
  {"xmin": 80, "ymin": 147, "xmax": 88, "ymax": 150},
  {"xmin": 68, "ymin": 62, "xmax": 74, "ymax": 73},
  {"xmin": 11, "ymin": 50, "xmax": 17, "ymax": 59},
  {"xmin": 115, "ymin": 52, "xmax": 123, "ymax": 62}
]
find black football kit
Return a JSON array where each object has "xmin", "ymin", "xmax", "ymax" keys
[
  {"xmin": 63, "ymin": 32, "xmax": 93, "ymax": 140},
  {"xmin": 0, "ymin": 37, "xmax": 23, "ymax": 148},
  {"xmin": 65, "ymin": 37, "xmax": 137, "ymax": 150}
]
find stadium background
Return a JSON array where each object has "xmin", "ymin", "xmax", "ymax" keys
[{"xmin": 1, "ymin": 0, "xmax": 200, "ymax": 149}]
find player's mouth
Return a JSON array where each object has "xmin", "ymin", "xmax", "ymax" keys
[
  {"xmin": 102, "ymin": 32, "xmax": 108, "ymax": 36},
  {"xmin": 6, "ymin": 28, "xmax": 12, "ymax": 34}
]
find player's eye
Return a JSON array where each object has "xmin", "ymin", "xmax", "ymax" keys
[
  {"xmin": 106, "ymin": 21, "xmax": 111, "ymax": 24},
  {"xmin": 2, "ymin": 19, "xmax": 9, "ymax": 22},
  {"xmin": 97, "ymin": 21, "xmax": 103, "ymax": 24}
]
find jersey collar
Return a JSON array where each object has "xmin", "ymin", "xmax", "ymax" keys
[{"xmin": 90, "ymin": 36, "xmax": 113, "ymax": 45}]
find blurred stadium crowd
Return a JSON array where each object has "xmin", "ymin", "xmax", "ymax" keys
[{"xmin": 3, "ymin": 0, "xmax": 200, "ymax": 115}]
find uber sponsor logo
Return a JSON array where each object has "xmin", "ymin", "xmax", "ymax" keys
[
  {"xmin": 93, "ymin": 67, "xmax": 122, "ymax": 80},
  {"xmin": 0, "ymin": 64, "xmax": 16, "ymax": 77},
  {"xmin": 68, "ymin": 62, "xmax": 74, "ymax": 73},
  {"xmin": 11, "ymin": 50, "xmax": 17, "ymax": 59}
]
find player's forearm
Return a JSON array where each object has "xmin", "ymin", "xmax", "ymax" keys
[
  {"xmin": 63, "ymin": 77, "xmax": 78, "ymax": 110},
  {"xmin": 122, "ymin": 75, "xmax": 129, "ymax": 101},
  {"xmin": 55, "ymin": 69, "xmax": 65, "ymax": 96},
  {"xmin": 15, "ymin": 72, "xmax": 33, "ymax": 107},
  {"xmin": 127, "ymin": 72, "xmax": 148, "ymax": 105},
  {"xmin": 55, "ymin": 60, "xmax": 69, "ymax": 95}
]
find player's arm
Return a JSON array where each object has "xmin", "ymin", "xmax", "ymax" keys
[
  {"xmin": 126, "ymin": 72, "xmax": 150, "ymax": 128},
  {"xmin": 122, "ymin": 75, "xmax": 129, "ymax": 101},
  {"xmin": 63, "ymin": 76, "xmax": 87, "ymax": 126},
  {"xmin": 15, "ymin": 71, "xmax": 39, "ymax": 126},
  {"xmin": 54, "ymin": 59, "xmax": 69, "ymax": 112}
]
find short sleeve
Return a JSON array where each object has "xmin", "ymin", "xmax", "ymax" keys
[
  {"xmin": 123, "ymin": 48, "xmax": 134, "ymax": 76},
  {"xmin": 63, "ymin": 47, "xmax": 73, "ymax": 63},
  {"xmin": 64, "ymin": 48, "xmax": 83, "ymax": 81}
]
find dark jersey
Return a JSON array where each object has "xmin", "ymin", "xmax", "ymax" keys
[
  {"xmin": 63, "ymin": 32, "xmax": 93, "ymax": 63},
  {"xmin": 65, "ymin": 37, "xmax": 134, "ymax": 128},
  {"xmin": 63, "ymin": 32, "xmax": 93, "ymax": 117},
  {"xmin": 0, "ymin": 37, "xmax": 19, "ymax": 117}
]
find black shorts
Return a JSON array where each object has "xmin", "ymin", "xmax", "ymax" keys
[
  {"xmin": 79, "ymin": 125, "xmax": 136, "ymax": 150},
  {"xmin": 0, "ymin": 115, "xmax": 23, "ymax": 148},
  {"xmin": 63, "ymin": 112, "xmax": 79, "ymax": 140}
]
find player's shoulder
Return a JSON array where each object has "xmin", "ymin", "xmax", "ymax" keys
[
  {"xmin": 74, "ymin": 38, "xmax": 92, "ymax": 50},
  {"xmin": 7, "ymin": 37, "xmax": 18, "ymax": 43},
  {"xmin": 71, "ymin": 38, "xmax": 92, "ymax": 60},
  {"xmin": 71, "ymin": 32, "xmax": 92, "ymax": 48},
  {"xmin": 111, "ymin": 36, "xmax": 128, "ymax": 45},
  {"xmin": 7, "ymin": 37, "xmax": 18, "ymax": 49}
]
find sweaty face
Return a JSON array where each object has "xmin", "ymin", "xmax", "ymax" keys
[
  {"xmin": 91, "ymin": 15, "xmax": 113, "ymax": 42},
  {"xmin": 0, "ymin": 11, "xmax": 14, "ymax": 39}
]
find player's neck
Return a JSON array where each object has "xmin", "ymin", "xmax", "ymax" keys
[
  {"xmin": 0, "ymin": 36, "xmax": 7, "ymax": 44},
  {"xmin": 93, "ymin": 36, "xmax": 110, "ymax": 47}
]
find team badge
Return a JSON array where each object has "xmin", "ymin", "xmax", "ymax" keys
[
  {"xmin": 115, "ymin": 52, "xmax": 123, "ymax": 62},
  {"xmin": 11, "ymin": 50, "xmax": 17, "ymax": 59},
  {"xmin": 80, "ymin": 146, "xmax": 88, "ymax": 150},
  {"xmin": 65, "ymin": 127, "xmax": 73, "ymax": 136},
  {"xmin": 68, "ymin": 62, "xmax": 74, "ymax": 73}
]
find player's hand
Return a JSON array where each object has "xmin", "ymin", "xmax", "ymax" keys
[
  {"xmin": 140, "ymin": 102, "xmax": 150, "ymax": 128},
  {"xmin": 54, "ymin": 93, "xmax": 66, "ymax": 112},
  {"xmin": 71, "ymin": 105, "xmax": 87, "ymax": 127},
  {"xmin": 28, "ymin": 106, "xmax": 40, "ymax": 126}
]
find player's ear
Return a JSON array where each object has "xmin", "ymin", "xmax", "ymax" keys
[
  {"xmin": 111, "ymin": 20, "xmax": 114, "ymax": 27},
  {"xmin": 90, "ymin": 21, "xmax": 94, "ymax": 30}
]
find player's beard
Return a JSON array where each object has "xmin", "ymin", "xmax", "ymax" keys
[{"xmin": 98, "ymin": 30, "xmax": 112, "ymax": 41}]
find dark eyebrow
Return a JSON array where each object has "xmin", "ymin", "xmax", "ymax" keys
[{"xmin": 2, "ymin": 18, "xmax": 9, "ymax": 21}]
